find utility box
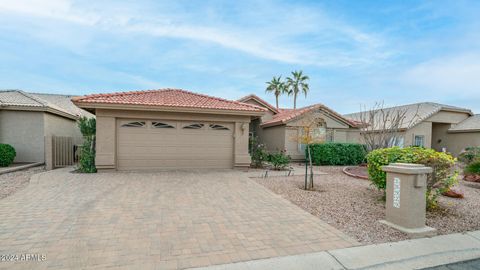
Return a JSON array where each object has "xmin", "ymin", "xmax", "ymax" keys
[{"xmin": 380, "ymin": 163, "xmax": 437, "ymax": 238}]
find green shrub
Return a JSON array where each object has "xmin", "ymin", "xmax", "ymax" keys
[
  {"xmin": 249, "ymin": 136, "xmax": 268, "ymax": 168},
  {"xmin": 77, "ymin": 117, "xmax": 97, "ymax": 173},
  {"xmin": 458, "ymin": 147, "xmax": 480, "ymax": 165},
  {"xmin": 367, "ymin": 146, "xmax": 457, "ymax": 209},
  {"xmin": 0, "ymin": 144, "xmax": 16, "ymax": 167},
  {"xmin": 465, "ymin": 159, "xmax": 480, "ymax": 175},
  {"xmin": 310, "ymin": 143, "xmax": 366, "ymax": 165},
  {"xmin": 267, "ymin": 151, "xmax": 291, "ymax": 170}
]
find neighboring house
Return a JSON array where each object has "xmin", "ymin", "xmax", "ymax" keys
[
  {"xmin": 345, "ymin": 102, "xmax": 479, "ymax": 155},
  {"xmin": 0, "ymin": 90, "xmax": 93, "ymax": 163},
  {"xmin": 238, "ymin": 95, "xmax": 361, "ymax": 160},
  {"xmin": 72, "ymin": 89, "xmax": 265, "ymax": 171}
]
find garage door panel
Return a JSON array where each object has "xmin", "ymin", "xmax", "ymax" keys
[
  {"xmin": 118, "ymin": 134, "xmax": 232, "ymax": 145},
  {"xmin": 118, "ymin": 137, "xmax": 232, "ymax": 147},
  {"xmin": 118, "ymin": 146, "xmax": 233, "ymax": 156},
  {"xmin": 117, "ymin": 119, "xmax": 234, "ymax": 170},
  {"xmin": 118, "ymin": 158, "xmax": 232, "ymax": 170}
]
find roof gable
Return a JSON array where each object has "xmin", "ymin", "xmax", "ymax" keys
[
  {"xmin": 261, "ymin": 104, "xmax": 357, "ymax": 128},
  {"xmin": 237, "ymin": 94, "xmax": 278, "ymax": 114},
  {"xmin": 0, "ymin": 90, "xmax": 89, "ymax": 119},
  {"xmin": 73, "ymin": 89, "xmax": 266, "ymax": 114}
]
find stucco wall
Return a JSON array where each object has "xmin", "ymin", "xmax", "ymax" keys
[
  {"xmin": 432, "ymin": 122, "xmax": 480, "ymax": 155},
  {"xmin": 261, "ymin": 125, "xmax": 286, "ymax": 152},
  {"xmin": 405, "ymin": 121, "xmax": 432, "ymax": 148},
  {"xmin": 431, "ymin": 123, "xmax": 451, "ymax": 152},
  {"xmin": 444, "ymin": 132, "xmax": 480, "ymax": 156},
  {"xmin": 346, "ymin": 130, "xmax": 362, "ymax": 143},
  {"xmin": 0, "ymin": 110, "xmax": 45, "ymax": 162},
  {"xmin": 44, "ymin": 113, "xmax": 83, "ymax": 145}
]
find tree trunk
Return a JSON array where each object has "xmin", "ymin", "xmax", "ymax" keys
[
  {"xmin": 293, "ymin": 92, "xmax": 297, "ymax": 109},
  {"xmin": 275, "ymin": 95, "xmax": 279, "ymax": 109},
  {"xmin": 308, "ymin": 145, "xmax": 314, "ymax": 190},
  {"xmin": 304, "ymin": 146, "xmax": 308, "ymax": 190}
]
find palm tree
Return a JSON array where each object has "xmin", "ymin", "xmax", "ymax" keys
[
  {"xmin": 286, "ymin": 70, "xmax": 309, "ymax": 109},
  {"xmin": 265, "ymin": 76, "xmax": 286, "ymax": 109}
]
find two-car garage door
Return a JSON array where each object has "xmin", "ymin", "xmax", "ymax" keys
[{"xmin": 117, "ymin": 119, "xmax": 234, "ymax": 170}]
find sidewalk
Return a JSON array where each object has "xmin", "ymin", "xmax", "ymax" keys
[{"xmin": 190, "ymin": 231, "xmax": 480, "ymax": 270}]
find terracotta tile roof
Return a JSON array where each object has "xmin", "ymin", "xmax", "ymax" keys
[
  {"xmin": 73, "ymin": 89, "xmax": 266, "ymax": 113},
  {"xmin": 237, "ymin": 94, "xmax": 279, "ymax": 113},
  {"xmin": 261, "ymin": 104, "xmax": 357, "ymax": 128}
]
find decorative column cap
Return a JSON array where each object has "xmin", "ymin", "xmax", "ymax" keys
[{"xmin": 382, "ymin": 163, "xmax": 433, "ymax": 175}]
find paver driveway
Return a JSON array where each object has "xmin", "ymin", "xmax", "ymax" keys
[{"xmin": 0, "ymin": 168, "xmax": 357, "ymax": 269}]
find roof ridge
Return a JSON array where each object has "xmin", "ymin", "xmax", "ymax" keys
[
  {"xmin": 16, "ymin": 90, "xmax": 48, "ymax": 107},
  {"xmin": 75, "ymin": 89, "xmax": 267, "ymax": 112},
  {"xmin": 171, "ymin": 89, "xmax": 267, "ymax": 111}
]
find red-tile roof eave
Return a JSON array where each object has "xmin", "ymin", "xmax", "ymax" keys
[
  {"xmin": 261, "ymin": 104, "xmax": 357, "ymax": 128},
  {"xmin": 74, "ymin": 101, "xmax": 266, "ymax": 113},
  {"xmin": 71, "ymin": 89, "xmax": 267, "ymax": 114}
]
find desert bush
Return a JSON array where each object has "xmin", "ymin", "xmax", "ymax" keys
[
  {"xmin": 249, "ymin": 136, "xmax": 268, "ymax": 168},
  {"xmin": 465, "ymin": 159, "xmax": 480, "ymax": 175},
  {"xmin": 310, "ymin": 143, "xmax": 366, "ymax": 165},
  {"xmin": 458, "ymin": 146, "xmax": 480, "ymax": 165},
  {"xmin": 367, "ymin": 146, "xmax": 457, "ymax": 209},
  {"xmin": 0, "ymin": 144, "xmax": 16, "ymax": 167},
  {"xmin": 267, "ymin": 150, "xmax": 291, "ymax": 170},
  {"xmin": 78, "ymin": 117, "xmax": 97, "ymax": 173}
]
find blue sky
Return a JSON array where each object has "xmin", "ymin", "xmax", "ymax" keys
[{"xmin": 0, "ymin": 0, "xmax": 479, "ymax": 114}]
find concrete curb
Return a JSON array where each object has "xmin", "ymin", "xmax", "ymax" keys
[
  {"xmin": 189, "ymin": 231, "xmax": 480, "ymax": 270},
  {"xmin": 342, "ymin": 166, "xmax": 369, "ymax": 180},
  {"xmin": 0, "ymin": 162, "xmax": 44, "ymax": 175}
]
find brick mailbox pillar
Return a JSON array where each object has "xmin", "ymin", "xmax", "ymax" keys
[{"xmin": 379, "ymin": 163, "xmax": 437, "ymax": 238}]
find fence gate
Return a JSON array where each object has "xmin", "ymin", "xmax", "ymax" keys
[{"xmin": 45, "ymin": 135, "xmax": 74, "ymax": 170}]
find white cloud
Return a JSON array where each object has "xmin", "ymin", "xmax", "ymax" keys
[
  {"xmin": 0, "ymin": 0, "xmax": 389, "ymax": 67},
  {"xmin": 401, "ymin": 53, "xmax": 480, "ymax": 97}
]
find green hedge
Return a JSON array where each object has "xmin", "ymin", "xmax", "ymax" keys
[
  {"xmin": 0, "ymin": 144, "xmax": 16, "ymax": 167},
  {"xmin": 310, "ymin": 143, "xmax": 366, "ymax": 165}
]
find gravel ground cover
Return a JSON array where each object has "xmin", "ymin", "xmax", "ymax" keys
[
  {"xmin": 0, "ymin": 166, "xmax": 45, "ymax": 199},
  {"xmin": 254, "ymin": 166, "xmax": 480, "ymax": 245}
]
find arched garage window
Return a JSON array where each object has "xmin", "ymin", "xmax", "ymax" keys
[
  {"xmin": 121, "ymin": 121, "xmax": 146, "ymax": 128},
  {"xmin": 152, "ymin": 122, "xmax": 175, "ymax": 129},
  {"xmin": 209, "ymin": 124, "xmax": 230, "ymax": 130},
  {"xmin": 183, "ymin": 123, "xmax": 204, "ymax": 129}
]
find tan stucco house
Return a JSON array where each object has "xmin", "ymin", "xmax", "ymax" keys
[
  {"xmin": 238, "ymin": 95, "xmax": 361, "ymax": 160},
  {"xmin": 345, "ymin": 102, "xmax": 480, "ymax": 156},
  {"xmin": 0, "ymin": 90, "xmax": 92, "ymax": 163},
  {"xmin": 73, "ymin": 89, "xmax": 265, "ymax": 171}
]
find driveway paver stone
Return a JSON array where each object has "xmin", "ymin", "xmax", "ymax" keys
[{"xmin": 0, "ymin": 168, "xmax": 357, "ymax": 269}]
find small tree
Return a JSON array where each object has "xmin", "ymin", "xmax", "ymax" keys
[
  {"xmin": 357, "ymin": 102, "xmax": 421, "ymax": 151},
  {"xmin": 78, "ymin": 117, "xmax": 96, "ymax": 173},
  {"xmin": 291, "ymin": 113, "xmax": 326, "ymax": 190}
]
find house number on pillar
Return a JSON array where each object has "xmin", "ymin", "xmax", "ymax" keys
[{"xmin": 393, "ymin": 177, "xmax": 401, "ymax": 208}]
